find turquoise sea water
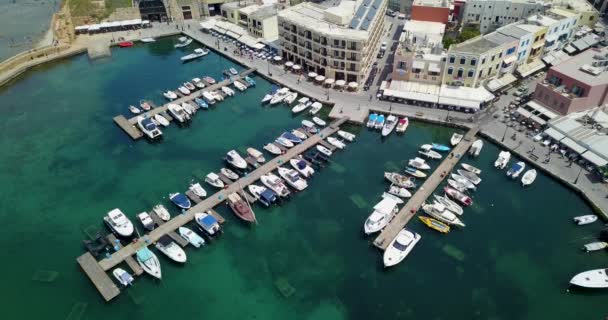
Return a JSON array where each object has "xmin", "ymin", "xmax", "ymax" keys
[{"xmin": 0, "ymin": 37, "xmax": 606, "ymax": 319}]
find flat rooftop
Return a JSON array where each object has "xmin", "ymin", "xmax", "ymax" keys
[
  {"xmin": 551, "ymin": 48, "xmax": 608, "ymax": 86},
  {"xmin": 452, "ymin": 36, "xmax": 499, "ymax": 55},
  {"xmin": 413, "ymin": 0, "xmax": 449, "ymax": 7}
]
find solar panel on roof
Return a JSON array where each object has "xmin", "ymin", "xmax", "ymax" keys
[
  {"xmin": 349, "ymin": 18, "xmax": 360, "ymax": 29},
  {"xmin": 360, "ymin": 19, "xmax": 371, "ymax": 31},
  {"xmin": 372, "ymin": 0, "xmax": 382, "ymax": 9},
  {"xmin": 355, "ymin": 5, "xmax": 367, "ymax": 19},
  {"xmin": 363, "ymin": 0, "xmax": 372, "ymax": 6},
  {"xmin": 366, "ymin": 7, "xmax": 377, "ymax": 21}
]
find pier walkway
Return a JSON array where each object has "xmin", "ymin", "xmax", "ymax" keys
[
  {"xmin": 373, "ymin": 126, "xmax": 480, "ymax": 250},
  {"xmin": 91, "ymin": 117, "xmax": 348, "ymax": 273}
]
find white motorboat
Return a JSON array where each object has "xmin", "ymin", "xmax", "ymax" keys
[
  {"xmin": 137, "ymin": 212, "xmax": 155, "ymax": 231},
  {"xmin": 388, "ymin": 185, "xmax": 411, "ymax": 198},
  {"xmin": 189, "ymin": 182, "xmax": 207, "ymax": 198},
  {"xmin": 364, "ymin": 196, "xmax": 401, "ymax": 234},
  {"xmin": 309, "ymin": 101, "xmax": 323, "ymax": 114},
  {"xmin": 104, "ymin": 208, "xmax": 134, "ymax": 237},
  {"xmin": 260, "ymin": 173, "xmax": 290, "ymax": 197},
  {"xmin": 152, "ymin": 204, "xmax": 171, "ymax": 221},
  {"xmin": 573, "ymin": 215, "xmax": 598, "ymax": 225},
  {"xmin": 396, "ymin": 117, "xmax": 409, "ymax": 133},
  {"xmin": 248, "ymin": 184, "xmax": 277, "ymax": 207},
  {"xmin": 457, "ymin": 169, "xmax": 481, "ymax": 185},
  {"xmin": 469, "ymin": 139, "xmax": 484, "ymax": 156},
  {"xmin": 408, "ymin": 157, "xmax": 431, "ymax": 170},
  {"xmin": 337, "ymin": 130, "xmax": 355, "ymax": 142},
  {"xmin": 137, "ymin": 116, "xmax": 163, "ymax": 140},
  {"xmin": 275, "ymin": 137, "xmax": 294, "ymax": 148},
  {"xmin": 570, "ymin": 269, "xmax": 608, "ymax": 288},
  {"xmin": 450, "ymin": 133, "xmax": 463, "ymax": 146},
  {"xmin": 247, "ymin": 147, "xmax": 266, "ymax": 163},
  {"xmin": 494, "ymin": 151, "xmax": 511, "ymax": 169},
  {"xmin": 155, "ymin": 236, "xmax": 187, "ymax": 263},
  {"xmin": 383, "ymin": 228, "xmax": 421, "ymax": 267},
  {"xmin": 220, "ymin": 167, "xmax": 239, "ymax": 180},
  {"xmin": 384, "ymin": 172, "xmax": 416, "ymax": 188},
  {"xmin": 291, "ymin": 129, "xmax": 308, "ymax": 140},
  {"xmin": 284, "ymin": 91, "xmax": 298, "ymax": 104},
  {"xmin": 129, "ymin": 105, "xmax": 141, "ymax": 114},
  {"xmin": 205, "ymin": 172, "xmax": 225, "ymax": 188},
  {"xmin": 195, "ymin": 212, "xmax": 221, "ymax": 236},
  {"xmin": 261, "ymin": 93, "xmax": 273, "ymax": 103},
  {"xmin": 192, "ymin": 78, "xmax": 205, "ymax": 89},
  {"xmin": 180, "ymin": 48, "xmax": 208, "ymax": 61},
  {"xmin": 167, "ymin": 103, "xmax": 189, "ymax": 123},
  {"xmin": 177, "ymin": 86, "xmax": 190, "ymax": 95},
  {"xmin": 316, "ymin": 145, "xmax": 332, "ymax": 156},
  {"xmin": 461, "ymin": 163, "xmax": 481, "ymax": 174},
  {"xmin": 327, "ymin": 137, "xmax": 346, "ymax": 149},
  {"xmin": 181, "ymin": 102, "xmax": 196, "ymax": 115},
  {"xmin": 221, "ymin": 86, "xmax": 235, "ymax": 97},
  {"xmin": 113, "ymin": 268, "xmax": 134, "ymax": 286},
  {"xmin": 418, "ymin": 145, "xmax": 442, "ymax": 160},
  {"xmin": 422, "ymin": 203, "xmax": 465, "ymax": 227},
  {"xmin": 233, "ymin": 80, "xmax": 247, "ymax": 91},
  {"xmin": 136, "ymin": 247, "xmax": 161, "ymax": 279},
  {"xmin": 202, "ymin": 91, "xmax": 216, "ymax": 104},
  {"xmin": 447, "ymin": 179, "xmax": 467, "ymax": 193},
  {"xmin": 521, "ymin": 169, "xmax": 537, "ymax": 187},
  {"xmin": 313, "ymin": 117, "xmax": 326, "ymax": 127},
  {"xmin": 583, "ymin": 242, "xmax": 608, "ymax": 252},
  {"xmin": 507, "ymin": 161, "xmax": 525, "ymax": 178},
  {"xmin": 451, "ymin": 174, "xmax": 476, "ymax": 190},
  {"xmin": 278, "ymin": 167, "xmax": 308, "ymax": 191},
  {"xmin": 174, "ymin": 36, "xmax": 193, "ymax": 48},
  {"xmin": 264, "ymin": 143, "xmax": 282, "ymax": 155},
  {"xmin": 270, "ymin": 88, "xmax": 290, "ymax": 105},
  {"xmin": 290, "ymin": 158, "xmax": 315, "ymax": 178},
  {"xmin": 292, "ymin": 97, "xmax": 310, "ymax": 113},
  {"xmin": 140, "ymin": 37, "xmax": 156, "ymax": 43},
  {"xmin": 226, "ymin": 149, "xmax": 248, "ymax": 170},
  {"xmin": 163, "ymin": 90, "xmax": 177, "ymax": 100},
  {"xmin": 154, "ymin": 114, "xmax": 170, "ymax": 127},
  {"xmin": 211, "ymin": 90, "xmax": 224, "ymax": 101},
  {"xmin": 178, "ymin": 227, "xmax": 205, "ymax": 248},
  {"xmin": 433, "ymin": 194, "xmax": 463, "ymax": 215},
  {"xmin": 381, "ymin": 115, "xmax": 398, "ymax": 137}
]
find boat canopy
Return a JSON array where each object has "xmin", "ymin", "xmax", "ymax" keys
[
  {"xmin": 158, "ymin": 235, "xmax": 173, "ymax": 246},
  {"xmin": 207, "ymin": 172, "xmax": 220, "ymax": 180},
  {"xmin": 298, "ymin": 97, "xmax": 310, "ymax": 103},
  {"xmin": 136, "ymin": 247, "xmax": 153, "ymax": 262},
  {"xmin": 296, "ymin": 160, "xmax": 306, "ymax": 170},
  {"xmin": 374, "ymin": 198, "xmax": 399, "ymax": 215},
  {"xmin": 200, "ymin": 214, "xmax": 218, "ymax": 227},
  {"xmin": 142, "ymin": 117, "xmax": 156, "ymax": 130},
  {"xmin": 260, "ymin": 189, "xmax": 275, "ymax": 203}
]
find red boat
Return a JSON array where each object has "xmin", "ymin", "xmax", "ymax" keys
[
  {"xmin": 444, "ymin": 186, "xmax": 473, "ymax": 206},
  {"xmin": 118, "ymin": 41, "xmax": 134, "ymax": 47},
  {"xmin": 227, "ymin": 193, "xmax": 255, "ymax": 223}
]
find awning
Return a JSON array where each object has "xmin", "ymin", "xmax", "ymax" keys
[
  {"xmin": 564, "ymin": 45, "xmax": 577, "ymax": 54},
  {"xmin": 273, "ymin": 56, "xmax": 282, "ymax": 61},
  {"xmin": 517, "ymin": 60, "xmax": 545, "ymax": 77},
  {"xmin": 226, "ymin": 30, "xmax": 241, "ymax": 39},
  {"xmin": 581, "ymin": 150, "xmax": 608, "ymax": 167},
  {"xmin": 438, "ymin": 97, "xmax": 479, "ymax": 109},
  {"xmin": 348, "ymin": 82, "xmax": 358, "ymax": 88},
  {"xmin": 315, "ymin": 75, "xmax": 326, "ymax": 82},
  {"xmin": 544, "ymin": 127, "xmax": 565, "ymax": 141},
  {"xmin": 561, "ymin": 137, "xmax": 587, "ymax": 154},
  {"xmin": 384, "ymin": 88, "xmax": 438, "ymax": 103},
  {"xmin": 412, "ymin": 61, "xmax": 425, "ymax": 70},
  {"xmin": 428, "ymin": 63, "xmax": 441, "ymax": 73},
  {"xmin": 502, "ymin": 55, "xmax": 517, "ymax": 64},
  {"xmin": 516, "ymin": 107, "xmax": 533, "ymax": 118},
  {"xmin": 308, "ymin": 72, "xmax": 317, "ymax": 78},
  {"xmin": 292, "ymin": 65, "xmax": 301, "ymax": 70},
  {"xmin": 532, "ymin": 42, "xmax": 544, "ymax": 49},
  {"xmin": 530, "ymin": 115, "xmax": 546, "ymax": 126},
  {"xmin": 526, "ymin": 101, "xmax": 559, "ymax": 120},
  {"xmin": 486, "ymin": 73, "xmax": 517, "ymax": 92},
  {"xmin": 335, "ymin": 79, "xmax": 346, "ymax": 86}
]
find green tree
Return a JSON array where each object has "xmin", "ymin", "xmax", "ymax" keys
[
  {"xmin": 442, "ymin": 38, "xmax": 457, "ymax": 49},
  {"xmin": 457, "ymin": 27, "xmax": 481, "ymax": 43}
]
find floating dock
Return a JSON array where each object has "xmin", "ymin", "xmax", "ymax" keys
[
  {"xmin": 76, "ymin": 253, "xmax": 120, "ymax": 302},
  {"xmin": 373, "ymin": 126, "xmax": 480, "ymax": 250}
]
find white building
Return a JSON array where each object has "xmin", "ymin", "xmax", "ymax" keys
[
  {"xmin": 495, "ymin": 23, "xmax": 540, "ymax": 66},
  {"xmin": 527, "ymin": 10, "xmax": 577, "ymax": 52},
  {"xmin": 462, "ymin": 0, "xmax": 549, "ymax": 33}
]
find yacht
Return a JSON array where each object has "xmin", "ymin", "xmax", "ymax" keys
[
  {"xmin": 195, "ymin": 212, "xmax": 221, "ymax": 236},
  {"xmin": 384, "ymin": 172, "xmax": 416, "ymax": 188},
  {"xmin": 450, "ymin": 133, "xmax": 463, "ymax": 146},
  {"xmin": 292, "ymin": 97, "xmax": 310, "ymax": 113},
  {"xmin": 178, "ymin": 227, "xmax": 205, "ymax": 248},
  {"xmin": 247, "ymin": 147, "xmax": 266, "ymax": 163},
  {"xmin": 309, "ymin": 101, "xmax": 323, "ymax": 115},
  {"xmin": 180, "ymin": 48, "xmax": 208, "ymax": 62},
  {"xmin": 225, "ymin": 150, "xmax": 248, "ymax": 170},
  {"xmin": 418, "ymin": 145, "xmax": 442, "ymax": 160},
  {"xmin": 163, "ymin": 90, "xmax": 177, "ymax": 100},
  {"xmin": 461, "ymin": 163, "xmax": 482, "ymax": 174},
  {"xmin": 383, "ymin": 228, "xmax": 421, "ymax": 267},
  {"xmin": 137, "ymin": 212, "xmax": 155, "ymax": 231},
  {"xmin": 284, "ymin": 91, "xmax": 298, "ymax": 104},
  {"xmin": 469, "ymin": 139, "xmax": 484, "ymax": 156},
  {"xmin": 167, "ymin": 103, "xmax": 190, "ymax": 124},
  {"xmin": 494, "ymin": 151, "xmax": 511, "ymax": 169},
  {"xmin": 457, "ymin": 169, "xmax": 481, "ymax": 185},
  {"xmin": 395, "ymin": 117, "xmax": 409, "ymax": 133},
  {"xmin": 337, "ymin": 130, "xmax": 356, "ymax": 142},
  {"xmin": 270, "ymin": 88, "xmax": 290, "ymax": 105},
  {"xmin": 205, "ymin": 172, "xmax": 224, "ymax": 188},
  {"xmin": 327, "ymin": 137, "xmax": 346, "ymax": 149},
  {"xmin": 227, "ymin": 193, "xmax": 256, "ymax": 223},
  {"xmin": 364, "ymin": 197, "xmax": 401, "ymax": 234},
  {"xmin": 290, "ymin": 158, "xmax": 315, "ymax": 178},
  {"xmin": 367, "ymin": 113, "xmax": 378, "ymax": 128},
  {"xmin": 521, "ymin": 169, "xmax": 537, "ymax": 187},
  {"xmin": 506, "ymin": 161, "xmax": 526, "ymax": 178},
  {"xmin": 189, "ymin": 183, "xmax": 207, "ymax": 198},
  {"xmin": 444, "ymin": 186, "xmax": 473, "ymax": 206},
  {"xmin": 381, "ymin": 115, "xmax": 398, "ymax": 136},
  {"xmin": 573, "ymin": 215, "xmax": 598, "ymax": 225},
  {"xmin": 174, "ymin": 37, "xmax": 193, "ymax": 48},
  {"xmin": 422, "ymin": 203, "xmax": 465, "ymax": 227},
  {"xmin": 433, "ymin": 194, "xmax": 463, "ymax": 215},
  {"xmin": 136, "ymin": 116, "xmax": 163, "ymax": 140},
  {"xmin": 220, "ymin": 168, "xmax": 239, "ymax": 180},
  {"xmin": 278, "ymin": 167, "xmax": 308, "ymax": 191},
  {"xmin": 155, "ymin": 236, "xmax": 187, "ymax": 263},
  {"xmin": 152, "ymin": 204, "xmax": 171, "ymax": 221},
  {"xmin": 570, "ymin": 269, "xmax": 608, "ymax": 288},
  {"xmin": 169, "ymin": 192, "xmax": 191, "ymax": 209},
  {"xmin": 260, "ymin": 173, "xmax": 290, "ymax": 197},
  {"xmin": 112, "ymin": 268, "xmax": 134, "ymax": 286},
  {"xmin": 136, "ymin": 247, "xmax": 161, "ymax": 279},
  {"xmin": 388, "ymin": 185, "xmax": 411, "ymax": 198},
  {"xmin": 248, "ymin": 184, "xmax": 277, "ymax": 207},
  {"xmin": 264, "ymin": 143, "xmax": 282, "ymax": 155},
  {"xmin": 408, "ymin": 157, "xmax": 431, "ymax": 170},
  {"xmin": 104, "ymin": 208, "xmax": 134, "ymax": 237}
]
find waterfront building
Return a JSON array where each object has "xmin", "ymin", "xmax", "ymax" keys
[
  {"xmin": 410, "ymin": 0, "xmax": 450, "ymax": 23},
  {"xmin": 553, "ymin": 0, "xmax": 600, "ymax": 27},
  {"xmin": 277, "ymin": 0, "xmax": 387, "ymax": 83},
  {"xmin": 531, "ymin": 47, "xmax": 608, "ymax": 115},
  {"xmin": 220, "ymin": 1, "xmax": 280, "ymax": 40},
  {"xmin": 462, "ymin": 0, "xmax": 549, "ymax": 33},
  {"xmin": 526, "ymin": 11, "xmax": 577, "ymax": 53},
  {"xmin": 496, "ymin": 23, "xmax": 538, "ymax": 67}
]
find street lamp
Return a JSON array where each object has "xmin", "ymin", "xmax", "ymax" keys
[
  {"xmin": 573, "ymin": 165, "xmax": 584, "ymax": 184},
  {"xmin": 267, "ymin": 59, "xmax": 272, "ymax": 76},
  {"xmin": 501, "ymin": 124, "xmax": 509, "ymax": 142}
]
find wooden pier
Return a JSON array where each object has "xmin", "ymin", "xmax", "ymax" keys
[
  {"xmin": 106, "ymin": 234, "xmax": 143, "ymax": 276},
  {"xmin": 373, "ymin": 126, "xmax": 480, "ymax": 250},
  {"xmin": 76, "ymin": 253, "xmax": 120, "ymax": 302},
  {"xmin": 113, "ymin": 68, "xmax": 257, "ymax": 140},
  {"xmin": 148, "ymin": 212, "xmax": 190, "ymax": 247}
]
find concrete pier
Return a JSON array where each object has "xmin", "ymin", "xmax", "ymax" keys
[{"xmin": 76, "ymin": 253, "xmax": 120, "ymax": 302}]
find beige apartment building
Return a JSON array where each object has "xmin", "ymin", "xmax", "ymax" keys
[{"xmin": 277, "ymin": 0, "xmax": 387, "ymax": 83}]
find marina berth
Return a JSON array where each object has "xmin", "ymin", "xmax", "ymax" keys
[
  {"xmin": 364, "ymin": 196, "xmax": 402, "ymax": 235},
  {"xmin": 112, "ymin": 268, "xmax": 134, "ymax": 287},
  {"xmin": 418, "ymin": 216, "xmax": 450, "ymax": 233},
  {"xmin": 104, "ymin": 208, "xmax": 134, "ymax": 238},
  {"xmin": 506, "ymin": 161, "xmax": 526, "ymax": 179},
  {"xmin": 261, "ymin": 173, "xmax": 291, "ymax": 198},
  {"xmin": 456, "ymin": 169, "xmax": 481, "ymax": 185},
  {"xmin": 290, "ymin": 158, "xmax": 315, "ymax": 178},
  {"xmin": 167, "ymin": 103, "xmax": 189, "ymax": 123},
  {"xmin": 383, "ymin": 228, "xmax": 421, "ymax": 267},
  {"xmin": 152, "ymin": 204, "xmax": 171, "ymax": 221},
  {"xmin": 136, "ymin": 247, "xmax": 161, "ymax": 279},
  {"xmin": 137, "ymin": 212, "xmax": 155, "ymax": 231},
  {"xmin": 422, "ymin": 203, "xmax": 465, "ymax": 227},
  {"xmin": 248, "ymin": 184, "xmax": 277, "ymax": 207},
  {"xmin": 155, "ymin": 236, "xmax": 187, "ymax": 263},
  {"xmin": 461, "ymin": 163, "xmax": 481, "ymax": 175},
  {"xmin": 278, "ymin": 167, "xmax": 308, "ymax": 191},
  {"xmin": 494, "ymin": 151, "xmax": 511, "ymax": 169},
  {"xmin": 227, "ymin": 193, "xmax": 256, "ymax": 223},
  {"xmin": 450, "ymin": 133, "xmax": 463, "ymax": 146},
  {"xmin": 136, "ymin": 116, "xmax": 162, "ymax": 140},
  {"xmin": 178, "ymin": 227, "xmax": 205, "ymax": 248},
  {"xmin": 225, "ymin": 150, "xmax": 248, "ymax": 170},
  {"xmin": 195, "ymin": 212, "xmax": 222, "ymax": 237}
]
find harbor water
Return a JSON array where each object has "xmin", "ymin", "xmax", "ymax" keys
[{"xmin": 0, "ymin": 37, "xmax": 605, "ymax": 319}]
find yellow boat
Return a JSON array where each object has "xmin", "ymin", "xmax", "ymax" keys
[{"xmin": 418, "ymin": 216, "xmax": 450, "ymax": 233}]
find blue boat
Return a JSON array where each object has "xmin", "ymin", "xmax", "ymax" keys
[
  {"xmin": 431, "ymin": 143, "xmax": 451, "ymax": 152},
  {"xmin": 194, "ymin": 98, "xmax": 208, "ymax": 109},
  {"xmin": 281, "ymin": 131, "xmax": 303, "ymax": 144},
  {"xmin": 367, "ymin": 113, "xmax": 378, "ymax": 128},
  {"xmin": 374, "ymin": 114, "xmax": 385, "ymax": 129},
  {"xmin": 169, "ymin": 192, "xmax": 191, "ymax": 209},
  {"xmin": 195, "ymin": 212, "xmax": 221, "ymax": 236},
  {"xmin": 244, "ymin": 76, "xmax": 256, "ymax": 86}
]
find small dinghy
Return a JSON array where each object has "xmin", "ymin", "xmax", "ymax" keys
[
  {"xmin": 152, "ymin": 204, "xmax": 171, "ymax": 221},
  {"xmin": 494, "ymin": 151, "xmax": 511, "ymax": 169},
  {"xmin": 229, "ymin": 67, "xmax": 238, "ymax": 75},
  {"xmin": 313, "ymin": 117, "xmax": 326, "ymax": 127},
  {"xmin": 404, "ymin": 167, "xmax": 427, "ymax": 178},
  {"xmin": 337, "ymin": 130, "xmax": 355, "ymax": 142},
  {"xmin": 140, "ymin": 38, "xmax": 156, "ymax": 43},
  {"xmin": 195, "ymin": 212, "xmax": 221, "ymax": 236},
  {"xmin": 418, "ymin": 216, "xmax": 450, "ymax": 233},
  {"xmin": 137, "ymin": 212, "xmax": 155, "ymax": 231},
  {"xmin": 521, "ymin": 169, "xmax": 537, "ymax": 187},
  {"xmin": 178, "ymin": 227, "xmax": 205, "ymax": 248},
  {"xmin": 450, "ymin": 133, "xmax": 463, "ymax": 146},
  {"xmin": 316, "ymin": 145, "xmax": 332, "ymax": 157},
  {"xmin": 247, "ymin": 147, "xmax": 266, "ymax": 163},
  {"xmin": 507, "ymin": 161, "xmax": 526, "ymax": 178},
  {"xmin": 264, "ymin": 143, "xmax": 282, "ymax": 155},
  {"xmin": 388, "ymin": 185, "xmax": 411, "ymax": 198},
  {"xmin": 189, "ymin": 183, "xmax": 207, "ymax": 198},
  {"xmin": 184, "ymin": 82, "xmax": 196, "ymax": 91},
  {"xmin": 309, "ymin": 101, "xmax": 323, "ymax": 114},
  {"xmin": 583, "ymin": 242, "xmax": 608, "ymax": 252},
  {"xmin": 169, "ymin": 192, "xmax": 191, "ymax": 209},
  {"xmin": 203, "ymin": 76, "xmax": 216, "ymax": 84},
  {"xmin": 163, "ymin": 90, "xmax": 177, "ymax": 100},
  {"xmin": 113, "ymin": 268, "xmax": 134, "ymax": 286},
  {"xmin": 367, "ymin": 113, "xmax": 378, "ymax": 128},
  {"xmin": 461, "ymin": 163, "xmax": 481, "ymax": 175},
  {"xmin": 457, "ymin": 169, "xmax": 481, "ymax": 185},
  {"xmin": 396, "ymin": 117, "xmax": 409, "ymax": 133},
  {"xmin": 155, "ymin": 236, "xmax": 187, "ymax": 263},
  {"xmin": 275, "ymin": 136, "xmax": 294, "ymax": 148},
  {"xmin": 261, "ymin": 93, "xmax": 273, "ymax": 103},
  {"xmin": 451, "ymin": 174, "xmax": 476, "ymax": 190},
  {"xmin": 573, "ymin": 215, "xmax": 598, "ymax": 225},
  {"xmin": 292, "ymin": 97, "xmax": 310, "ymax": 113},
  {"xmin": 178, "ymin": 86, "xmax": 191, "ymax": 95},
  {"xmin": 431, "ymin": 143, "xmax": 451, "ymax": 152},
  {"xmin": 327, "ymin": 137, "xmax": 346, "ymax": 149},
  {"xmin": 383, "ymin": 228, "xmax": 421, "ymax": 267},
  {"xmin": 205, "ymin": 172, "xmax": 224, "ymax": 188},
  {"xmin": 221, "ymin": 168, "xmax": 239, "ymax": 180},
  {"xmin": 384, "ymin": 172, "xmax": 416, "ymax": 188},
  {"xmin": 139, "ymin": 100, "xmax": 152, "ymax": 111},
  {"xmin": 154, "ymin": 114, "xmax": 170, "ymax": 127},
  {"xmin": 129, "ymin": 105, "xmax": 141, "ymax": 114}
]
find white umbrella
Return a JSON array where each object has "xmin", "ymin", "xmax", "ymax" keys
[
  {"xmin": 273, "ymin": 56, "xmax": 282, "ymax": 61},
  {"xmin": 348, "ymin": 82, "xmax": 358, "ymax": 89},
  {"xmin": 324, "ymin": 78, "xmax": 335, "ymax": 85},
  {"xmin": 285, "ymin": 61, "xmax": 294, "ymax": 67},
  {"xmin": 315, "ymin": 75, "xmax": 326, "ymax": 82},
  {"xmin": 335, "ymin": 79, "xmax": 346, "ymax": 86},
  {"xmin": 292, "ymin": 65, "xmax": 301, "ymax": 70},
  {"xmin": 308, "ymin": 72, "xmax": 317, "ymax": 78}
]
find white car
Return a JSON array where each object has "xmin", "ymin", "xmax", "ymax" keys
[{"xmin": 533, "ymin": 133, "xmax": 544, "ymax": 142}]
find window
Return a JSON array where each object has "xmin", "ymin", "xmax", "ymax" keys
[
  {"xmin": 479, "ymin": 70, "xmax": 483, "ymax": 77},
  {"xmin": 507, "ymin": 47, "xmax": 516, "ymax": 54},
  {"xmin": 449, "ymin": 55, "xmax": 455, "ymax": 63},
  {"xmin": 447, "ymin": 67, "xmax": 453, "ymax": 75},
  {"xmin": 471, "ymin": 58, "xmax": 477, "ymax": 66},
  {"xmin": 397, "ymin": 61, "xmax": 406, "ymax": 69},
  {"xmin": 481, "ymin": 58, "xmax": 486, "ymax": 64},
  {"xmin": 491, "ymin": 55, "xmax": 495, "ymax": 62},
  {"xmin": 467, "ymin": 69, "xmax": 474, "ymax": 78},
  {"xmin": 499, "ymin": 52, "xmax": 502, "ymax": 58},
  {"xmin": 460, "ymin": 56, "xmax": 466, "ymax": 64},
  {"xmin": 457, "ymin": 68, "xmax": 464, "ymax": 78}
]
